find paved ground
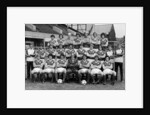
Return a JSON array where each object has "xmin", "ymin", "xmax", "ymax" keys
[{"xmin": 25, "ymin": 79, "xmax": 125, "ymax": 90}]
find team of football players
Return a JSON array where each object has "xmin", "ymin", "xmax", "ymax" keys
[{"xmin": 26, "ymin": 33, "xmax": 124, "ymax": 85}]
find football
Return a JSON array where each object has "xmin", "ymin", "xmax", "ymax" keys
[
  {"xmin": 81, "ymin": 80, "xmax": 87, "ymax": 85},
  {"xmin": 57, "ymin": 79, "xmax": 63, "ymax": 84}
]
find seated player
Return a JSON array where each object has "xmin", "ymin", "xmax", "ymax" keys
[
  {"xmin": 76, "ymin": 44, "xmax": 86, "ymax": 60},
  {"xmin": 90, "ymin": 55, "xmax": 103, "ymax": 84},
  {"xmin": 31, "ymin": 55, "xmax": 44, "ymax": 82},
  {"xmin": 78, "ymin": 55, "xmax": 90, "ymax": 84},
  {"xmin": 87, "ymin": 44, "xmax": 96, "ymax": 59},
  {"xmin": 102, "ymin": 56, "xmax": 116, "ymax": 85},
  {"xmin": 41, "ymin": 55, "xmax": 56, "ymax": 82},
  {"xmin": 65, "ymin": 44, "xmax": 76, "ymax": 59},
  {"xmin": 56, "ymin": 44, "xmax": 65, "ymax": 58},
  {"xmin": 66, "ymin": 54, "xmax": 79, "ymax": 82},
  {"xmin": 55, "ymin": 55, "xmax": 67, "ymax": 83},
  {"xmin": 97, "ymin": 45, "xmax": 106, "ymax": 61}
]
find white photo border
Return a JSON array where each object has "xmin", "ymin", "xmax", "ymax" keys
[{"xmin": 7, "ymin": 7, "xmax": 143, "ymax": 108}]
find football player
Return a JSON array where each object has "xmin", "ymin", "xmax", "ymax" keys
[
  {"xmin": 101, "ymin": 33, "xmax": 108, "ymax": 49},
  {"xmin": 87, "ymin": 44, "xmax": 96, "ymax": 59},
  {"xmin": 56, "ymin": 44, "xmax": 66, "ymax": 58},
  {"xmin": 106, "ymin": 45, "xmax": 115, "ymax": 62},
  {"xmin": 57, "ymin": 34, "xmax": 64, "ymax": 46},
  {"xmin": 49, "ymin": 34, "xmax": 57, "ymax": 46},
  {"xmin": 91, "ymin": 32, "xmax": 101, "ymax": 46},
  {"xmin": 76, "ymin": 44, "xmax": 86, "ymax": 60},
  {"xmin": 47, "ymin": 45, "xmax": 56, "ymax": 58},
  {"xmin": 65, "ymin": 44, "xmax": 76, "ymax": 59},
  {"xmin": 78, "ymin": 55, "xmax": 90, "ymax": 84},
  {"xmin": 73, "ymin": 33, "xmax": 82, "ymax": 46},
  {"xmin": 41, "ymin": 55, "xmax": 56, "ymax": 82},
  {"xmin": 55, "ymin": 55, "xmax": 67, "ymax": 83},
  {"xmin": 66, "ymin": 54, "xmax": 79, "ymax": 82},
  {"xmin": 90, "ymin": 55, "xmax": 103, "ymax": 84},
  {"xmin": 31, "ymin": 55, "xmax": 44, "ymax": 82},
  {"xmin": 97, "ymin": 45, "xmax": 106, "ymax": 61},
  {"xmin": 102, "ymin": 56, "xmax": 116, "ymax": 85},
  {"xmin": 115, "ymin": 44, "xmax": 124, "ymax": 81}
]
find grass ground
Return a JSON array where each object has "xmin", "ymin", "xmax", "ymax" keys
[{"xmin": 25, "ymin": 79, "xmax": 125, "ymax": 90}]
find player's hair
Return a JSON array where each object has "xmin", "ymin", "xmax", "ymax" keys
[
  {"xmin": 50, "ymin": 34, "xmax": 55, "ymax": 38},
  {"xmin": 48, "ymin": 54, "xmax": 53, "ymax": 58},
  {"xmin": 100, "ymin": 33, "xmax": 106, "ymax": 38}
]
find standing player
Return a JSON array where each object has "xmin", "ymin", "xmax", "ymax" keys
[
  {"xmin": 76, "ymin": 44, "xmax": 86, "ymax": 60},
  {"xmin": 90, "ymin": 56, "xmax": 103, "ymax": 84},
  {"xmin": 31, "ymin": 55, "xmax": 44, "ymax": 82},
  {"xmin": 78, "ymin": 55, "xmax": 90, "ymax": 84},
  {"xmin": 49, "ymin": 34, "xmax": 57, "ymax": 46},
  {"xmin": 41, "ymin": 55, "xmax": 56, "ymax": 82},
  {"xmin": 26, "ymin": 45, "xmax": 35, "ymax": 80},
  {"xmin": 66, "ymin": 54, "xmax": 79, "ymax": 82},
  {"xmin": 101, "ymin": 33, "xmax": 108, "ymax": 49},
  {"xmin": 55, "ymin": 55, "xmax": 67, "ymax": 83},
  {"xmin": 91, "ymin": 32, "xmax": 101, "ymax": 46},
  {"xmin": 87, "ymin": 44, "xmax": 96, "ymax": 59},
  {"xmin": 102, "ymin": 56, "xmax": 116, "ymax": 85},
  {"xmin": 106, "ymin": 45, "xmax": 115, "ymax": 63},
  {"xmin": 115, "ymin": 44, "xmax": 124, "ymax": 81},
  {"xmin": 57, "ymin": 34, "xmax": 64, "ymax": 46}
]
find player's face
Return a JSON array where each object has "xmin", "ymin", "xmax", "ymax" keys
[
  {"xmin": 51, "ymin": 36, "xmax": 55, "ymax": 40},
  {"xmin": 101, "ymin": 35, "xmax": 105, "ymax": 38},
  {"xmin": 93, "ymin": 32, "xmax": 97, "ymax": 37},
  {"xmin": 76, "ymin": 34, "xmax": 80, "ymax": 38},
  {"xmin": 109, "ymin": 46, "xmax": 112, "ymax": 50},
  {"xmin": 70, "ymin": 45, "xmax": 73, "ymax": 49},
  {"xmin": 106, "ymin": 57, "xmax": 109, "ymax": 61},
  {"xmin": 49, "ymin": 56, "xmax": 52, "ymax": 60},
  {"xmin": 95, "ymin": 56, "xmax": 98, "ymax": 61},
  {"xmin": 83, "ymin": 56, "xmax": 86, "ymax": 60},
  {"xmin": 99, "ymin": 46, "xmax": 102, "ymax": 50},
  {"xmin": 90, "ymin": 44, "xmax": 93, "ymax": 49},
  {"xmin": 80, "ymin": 45, "xmax": 83, "ymax": 48},
  {"xmin": 60, "ymin": 55, "xmax": 64, "ymax": 59}
]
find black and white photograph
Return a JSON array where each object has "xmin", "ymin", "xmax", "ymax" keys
[
  {"xmin": 25, "ymin": 24, "xmax": 125, "ymax": 90},
  {"xmin": 7, "ymin": 7, "xmax": 143, "ymax": 108}
]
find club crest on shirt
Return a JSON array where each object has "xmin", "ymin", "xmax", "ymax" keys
[
  {"xmin": 35, "ymin": 59, "xmax": 42, "ymax": 65},
  {"xmin": 92, "ymin": 61, "xmax": 101, "ymax": 66},
  {"xmin": 58, "ymin": 59, "xmax": 66, "ymax": 65},
  {"xmin": 81, "ymin": 60, "xmax": 89, "ymax": 66},
  {"xmin": 97, "ymin": 50, "xmax": 104, "ymax": 56},
  {"xmin": 77, "ymin": 49, "xmax": 85, "ymax": 55},
  {"xmin": 104, "ymin": 61, "xmax": 111, "ymax": 66},
  {"xmin": 88, "ymin": 49, "xmax": 95, "ymax": 55},
  {"xmin": 46, "ymin": 59, "xmax": 54, "ymax": 65}
]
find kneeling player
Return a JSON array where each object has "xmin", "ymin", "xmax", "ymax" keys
[
  {"xmin": 42, "ymin": 55, "xmax": 56, "ymax": 82},
  {"xmin": 55, "ymin": 55, "xmax": 67, "ymax": 83},
  {"xmin": 78, "ymin": 55, "xmax": 90, "ymax": 84},
  {"xmin": 102, "ymin": 56, "xmax": 116, "ymax": 85},
  {"xmin": 90, "ymin": 56, "xmax": 103, "ymax": 84},
  {"xmin": 31, "ymin": 55, "xmax": 44, "ymax": 82}
]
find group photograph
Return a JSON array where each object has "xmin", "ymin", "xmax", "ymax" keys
[{"xmin": 25, "ymin": 24, "xmax": 125, "ymax": 90}]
